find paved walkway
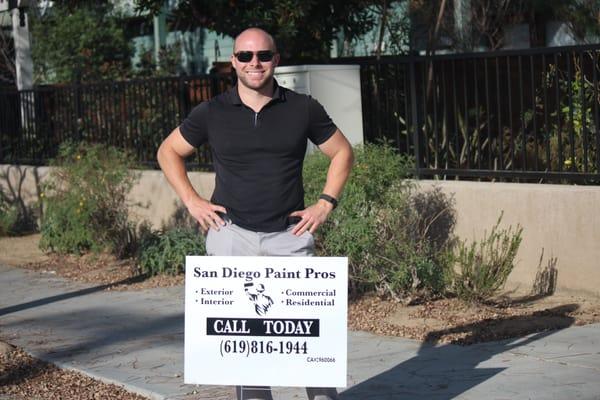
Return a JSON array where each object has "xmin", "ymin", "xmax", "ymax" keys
[{"xmin": 1, "ymin": 263, "xmax": 599, "ymax": 400}]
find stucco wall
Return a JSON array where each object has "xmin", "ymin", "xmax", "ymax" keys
[
  {"xmin": 0, "ymin": 165, "xmax": 216, "ymax": 230},
  {"xmin": 127, "ymin": 169, "xmax": 215, "ymax": 228},
  {"xmin": 0, "ymin": 164, "xmax": 49, "ymax": 207},
  {"xmin": 418, "ymin": 180, "xmax": 600, "ymax": 297},
  {"xmin": 2, "ymin": 164, "xmax": 598, "ymax": 296}
]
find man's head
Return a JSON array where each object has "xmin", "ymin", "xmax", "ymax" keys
[{"xmin": 231, "ymin": 28, "xmax": 280, "ymax": 92}]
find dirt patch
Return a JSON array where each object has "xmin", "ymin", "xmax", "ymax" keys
[
  {"xmin": 0, "ymin": 234, "xmax": 48, "ymax": 267},
  {"xmin": 0, "ymin": 235, "xmax": 183, "ymax": 291},
  {"xmin": 23, "ymin": 252, "xmax": 184, "ymax": 291}
]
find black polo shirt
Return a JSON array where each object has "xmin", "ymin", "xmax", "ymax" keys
[{"xmin": 179, "ymin": 82, "xmax": 337, "ymax": 232}]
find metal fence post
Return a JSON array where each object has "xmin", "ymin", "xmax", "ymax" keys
[
  {"xmin": 409, "ymin": 56, "xmax": 421, "ymax": 178},
  {"xmin": 178, "ymin": 75, "xmax": 186, "ymax": 119},
  {"xmin": 73, "ymin": 70, "xmax": 83, "ymax": 142}
]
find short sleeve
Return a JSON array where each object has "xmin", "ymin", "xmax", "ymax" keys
[
  {"xmin": 179, "ymin": 102, "xmax": 209, "ymax": 147},
  {"xmin": 307, "ymin": 96, "xmax": 337, "ymax": 145}
]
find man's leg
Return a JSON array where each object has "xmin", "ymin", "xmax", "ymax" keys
[
  {"xmin": 259, "ymin": 226, "xmax": 315, "ymax": 257},
  {"xmin": 261, "ymin": 228, "xmax": 339, "ymax": 400},
  {"xmin": 206, "ymin": 221, "xmax": 274, "ymax": 400},
  {"xmin": 306, "ymin": 387, "xmax": 339, "ymax": 400},
  {"xmin": 235, "ymin": 386, "xmax": 274, "ymax": 400},
  {"xmin": 205, "ymin": 218, "xmax": 258, "ymax": 256}
]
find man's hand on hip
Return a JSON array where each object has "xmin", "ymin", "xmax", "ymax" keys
[
  {"xmin": 289, "ymin": 199, "xmax": 334, "ymax": 236},
  {"xmin": 186, "ymin": 196, "xmax": 227, "ymax": 232}
]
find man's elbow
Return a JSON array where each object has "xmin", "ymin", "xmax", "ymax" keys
[
  {"xmin": 347, "ymin": 145, "xmax": 355, "ymax": 166},
  {"xmin": 341, "ymin": 142, "xmax": 354, "ymax": 170},
  {"xmin": 156, "ymin": 141, "xmax": 166, "ymax": 166},
  {"xmin": 156, "ymin": 140, "xmax": 175, "ymax": 169},
  {"xmin": 330, "ymin": 141, "xmax": 354, "ymax": 172}
]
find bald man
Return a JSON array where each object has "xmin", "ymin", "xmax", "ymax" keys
[{"xmin": 157, "ymin": 28, "xmax": 352, "ymax": 400}]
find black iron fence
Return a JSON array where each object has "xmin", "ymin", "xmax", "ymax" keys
[
  {"xmin": 3, "ymin": 45, "xmax": 600, "ymax": 183},
  {"xmin": 347, "ymin": 44, "xmax": 600, "ymax": 183},
  {"xmin": 0, "ymin": 74, "xmax": 233, "ymax": 167}
]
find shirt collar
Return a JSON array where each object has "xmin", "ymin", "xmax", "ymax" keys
[{"xmin": 228, "ymin": 79, "xmax": 285, "ymax": 105}]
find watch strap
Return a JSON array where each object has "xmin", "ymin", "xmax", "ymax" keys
[{"xmin": 319, "ymin": 193, "xmax": 338, "ymax": 209}]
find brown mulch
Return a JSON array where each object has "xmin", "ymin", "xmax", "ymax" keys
[{"xmin": 0, "ymin": 344, "xmax": 148, "ymax": 400}]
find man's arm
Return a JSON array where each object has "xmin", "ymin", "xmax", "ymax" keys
[
  {"xmin": 290, "ymin": 129, "xmax": 354, "ymax": 236},
  {"xmin": 157, "ymin": 127, "xmax": 226, "ymax": 231}
]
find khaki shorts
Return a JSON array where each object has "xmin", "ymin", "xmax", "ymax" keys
[{"xmin": 205, "ymin": 217, "xmax": 315, "ymax": 257}]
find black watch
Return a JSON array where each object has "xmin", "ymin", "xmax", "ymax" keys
[{"xmin": 319, "ymin": 194, "xmax": 338, "ymax": 209}]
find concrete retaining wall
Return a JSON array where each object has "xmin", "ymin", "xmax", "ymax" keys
[
  {"xmin": 127, "ymin": 169, "xmax": 215, "ymax": 228},
  {"xmin": 418, "ymin": 180, "xmax": 600, "ymax": 297},
  {"xmin": 2, "ymin": 164, "xmax": 598, "ymax": 296}
]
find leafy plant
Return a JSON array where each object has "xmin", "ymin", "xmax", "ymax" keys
[
  {"xmin": 549, "ymin": 67, "xmax": 597, "ymax": 174},
  {"xmin": 453, "ymin": 213, "xmax": 523, "ymax": 302},
  {"xmin": 529, "ymin": 57, "xmax": 599, "ymax": 177},
  {"xmin": 304, "ymin": 142, "xmax": 456, "ymax": 299},
  {"xmin": 374, "ymin": 186, "xmax": 456, "ymax": 299},
  {"xmin": 39, "ymin": 142, "xmax": 137, "ymax": 256},
  {"xmin": 137, "ymin": 227, "xmax": 206, "ymax": 276},
  {"xmin": 303, "ymin": 142, "xmax": 411, "ymax": 294}
]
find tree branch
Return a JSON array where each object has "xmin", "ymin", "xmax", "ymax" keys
[{"xmin": 0, "ymin": 28, "xmax": 16, "ymax": 81}]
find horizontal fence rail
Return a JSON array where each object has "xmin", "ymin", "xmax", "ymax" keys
[
  {"xmin": 0, "ymin": 74, "xmax": 233, "ymax": 167},
  {"xmin": 344, "ymin": 44, "xmax": 600, "ymax": 183}
]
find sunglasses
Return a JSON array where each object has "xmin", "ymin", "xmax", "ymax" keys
[{"xmin": 234, "ymin": 50, "xmax": 275, "ymax": 63}]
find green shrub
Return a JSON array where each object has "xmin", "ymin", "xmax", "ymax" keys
[
  {"xmin": 304, "ymin": 143, "xmax": 411, "ymax": 294},
  {"xmin": 303, "ymin": 143, "xmax": 456, "ymax": 299},
  {"xmin": 453, "ymin": 214, "xmax": 523, "ymax": 302},
  {"xmin": 39, "ymin": 142, "xmax": 137, "ymax": 256},
  {"xmin": 137, "ymin": 227, "xmax": 206, "ymax": 276},
  {"xmin": 374, "ymin": 185, "xmax": 456, "ymax": 299}
]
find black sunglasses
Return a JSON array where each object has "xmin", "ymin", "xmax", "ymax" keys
[{"xmin": 234, "ymin": 50, "xmax": 275, "ymax": 63}]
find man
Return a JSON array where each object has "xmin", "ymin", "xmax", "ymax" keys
[{"xmin": 157, "ymin": 27, "xmax": 353, "ymax": 400}]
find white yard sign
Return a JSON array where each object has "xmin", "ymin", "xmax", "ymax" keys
[{"xmin": 184, "ymin": 256, "xmax": 348, "ymax": 388}]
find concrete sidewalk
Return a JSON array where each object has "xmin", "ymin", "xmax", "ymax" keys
[{"xmin": 1, "ymin": 263, "xmax": 599, "ymax": 400}]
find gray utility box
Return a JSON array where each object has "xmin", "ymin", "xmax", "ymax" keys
[{"xmin": 274, "ymin": 65, "xmax": 364, "ymax": 147}]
